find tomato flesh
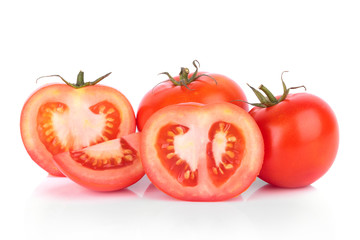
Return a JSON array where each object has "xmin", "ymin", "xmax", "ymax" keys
[
  {"xmin": 156, "ymin": 124, "xmax": 198, "ymax": 187},
  {"xmin": 141, "ymin": 102, "xmax": 264, "ymax": 201},
  {"xmin": 207, "ymin": 121, "xmax": 245, "ymax": 186},
  {"xmin": 53, "ymin": 133, "xmax": 144, "ymax": 191}
]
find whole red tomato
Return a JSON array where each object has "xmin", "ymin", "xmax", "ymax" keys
[
  {"xmin": 246, "ymin": 74, "xmax": 339, "ymax": 188},
  {"xmin": 136, "ymin": 60, "xmax": 248, "ymax": 131}
]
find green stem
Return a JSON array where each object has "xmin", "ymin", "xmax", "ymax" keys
[
  {"xmin": 157, "ymin": 60, "xmax": 217, "ymax": 90},
  {"xmin": 259, "ymin": 84, "xmax": 278, "ymax": 103},
  {"xmin": 76, "ymin": 71, "xmax": 85, "ymax": 86},
  {"xmin": 243, "ymin": 71, "xmax": 307, "ymax": 108},
  {"xmin": 36, "ymin": 71, "xmax": 111, "ymax": 88}
]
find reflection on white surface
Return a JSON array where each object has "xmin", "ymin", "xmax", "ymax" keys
[{"xmin": 24, "ymin": 176, "xmax": 336, "ymax": 240}]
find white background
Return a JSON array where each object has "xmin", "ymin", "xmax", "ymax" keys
[{"xmin": 0, "ymin": 0, "xmax": 359, "ymax": 239}]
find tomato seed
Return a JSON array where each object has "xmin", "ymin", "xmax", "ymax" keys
[
  {"xmin": 226, "ymin": 151, "xmax": 235, "ymax": 158},
  {"xmin": 99, "ymin": 105, "xmax": 106, "ymax": 114},
  {"xmin": 166, "ymin": 153, "xmax": 175, "ymax": 159},
  {"xmin": 176, "ymin": 127, "xmax": 184, "ymax": 135},
  {"xmin": 56, "ymin": 107, "xmax": 64, "ymax": 113},
  {"xmin": 184, "ymin": 170, "xmax": 190, "ymax": 179},
  {"xmin": 107, "ymin": 108, "xmax": 115, "ymax": 114},
  {"xmin": 175, "ymin": 159, "xmax": 183, "ymax": 165},
  {"xmin": 227, "ymin": 136, "xmax": 237, "ymax": 142},
  {"xmin": 123, "ymin": 149, "xmax": 132, "ymax": 154},
  {"xmin": 104, "ymin": 129, "xmax": 112, "ymax": 134},
  {"xmin": 226, "ymin": 143, "xmax": 233, "ymax": 148},
  {"xmin": 124, "ymin": 155, "xmax": 133, "ymax": 161},
  {"xmin": 115, "ymin": 157, "xmax": 122, "ymax": 164},
  {"xmin": 102, "ymin": 136, "xmax": 109, "ymax": 141},
  {"xmin": 45, "ymin": 129, "xmax": 54, "ymax": 136},
  {"xmin": 223, "ymin": 163, "xmax": 234, "ymax": 169},
  {"xmin": 46, "ymin": 136, "xmax": 54, "ymax": 142}
]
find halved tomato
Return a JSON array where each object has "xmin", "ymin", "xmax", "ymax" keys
[
  {"xmin": 20, "ymin": 72, "xmax": 136, "ymax": 176},
  {"xmin": 140, "ymin": 102, "xmax": 264, "ymax": 201},
  {"xmin": 53, "ymin": 133, "xmax": 144, "ymax": 191}
]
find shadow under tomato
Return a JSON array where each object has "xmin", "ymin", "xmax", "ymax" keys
[
  {"xmin": 32, "ymin": 175, "xmax": 138, "ymax": 201},
  {"xmin": 143, "ymin": 183, "xmax": 178, "ymax": 201},
  {"xmin": 247, "ymin": 182, "xmax": 317, "ymax": 201},
  {"xmin": 144, "ymin": 183, "xmax": 244, "ymax": 202},
  {"xmin": 235, "ymin": 182, "xmax": 336, "ymax": 239}
]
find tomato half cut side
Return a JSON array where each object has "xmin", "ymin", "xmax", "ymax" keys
[
  {"xmin": 141, "ymin": 102, "xmax": 264, "ymax": 201},
  {"xmin": 53, "ymin": 133, "xmax": 144, "ymax": 191},
  {"xmin": 21, "ymin": 84, "xmax": 136, "ymax": 176}
]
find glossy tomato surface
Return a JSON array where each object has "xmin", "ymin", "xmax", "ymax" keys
[
  {"xmin": 141, "ymin": 102, "xmax": 264, "ymax": 201},
  {"xmin": 137, "ymin": 73, "xmax": 248, "ymax": 131},
  {"xmin": 53, "ymin": 133, "xmax": 144, "ymax": 191},
  {"xmin": 250, "ymin": 93, "xmax": 339, "ymax": 188},
  {"xmin": 21, "ymin": 84, "xmax": 136, "ymax": 176}
]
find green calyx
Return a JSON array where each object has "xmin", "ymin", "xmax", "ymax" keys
[
  {"xmin": 36, "ymin": 71, "xmax": 112, "ymax": 89},
  {"xmin": 158, "ymin": 60, "xmax": 217, "ymax": 90},
  {"xmin": 243, "ymin": 71, "xmax": 306, "ymax": 108}
]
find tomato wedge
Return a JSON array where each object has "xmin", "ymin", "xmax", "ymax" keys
[
  {"xmin": 140, "ymin": 102, "xmax": 264, "ymax": 201},
  {"xmin": 53, "ymin": 133, "xmax": 144, "ymax": 191},
  {"xmin": 20, "ymin": 72, "xmax": 136, "ymax": 176}
]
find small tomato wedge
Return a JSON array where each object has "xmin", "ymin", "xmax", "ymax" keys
[
  {"xmin": 140, "ymin": 102, "xmax": 264, "ymax": 201},
  {"xmin": 20, "ymin": 72, "xmax": 136, "ymax": 176},
  {"xmin": 53, "ymin": 133, "xmax": 144, "ymax": 191},
  {"xmin": 136, "ymin": 60, "xmax": 248, "ymax": 131}
]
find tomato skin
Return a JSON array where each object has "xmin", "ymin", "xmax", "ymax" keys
[
  {"xmin": 136, "ymin": 73, "xmax": 248, "ymax": 131},
  {"xmin": 21, "ymin": 83, "xmax": 136, "ymax": 177},
  {"xmin": 250, "ymin": 93, "xmax": 339, "ymax": 188},
  {"xmin": 141, "ymin": 102, "xmax": 264, "ymax": 201}
]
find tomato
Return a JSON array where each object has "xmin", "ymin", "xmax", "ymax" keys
[
  {"xmin": 21, "ymin": 72, "xmax": 136, "ymax": 176},
  {"xmin": 140, "ymin": 102, "xmax": 264, "ymax": 201},
  {"xmin": 246, "ymin": 76, "xmax": 339, "ymax": 188},
  {"xmin": 136, "ymin": 60, "xmax": 248, "ymax": 131},
  {"xmin": 53, "ymin": 133, "xmax": 144, "ymax": 191}
]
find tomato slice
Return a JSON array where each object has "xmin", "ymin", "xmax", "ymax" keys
[
  {"xmin": 21, "ymin": 84, "xmax": 136, "ymax": 176},
  {"xmin": 141, "ymin": 102, "xmax": 264, "ymax": 201},
  {"xmin": 53, "ymin": 133, "xmax": 144, "ymax": 191}
]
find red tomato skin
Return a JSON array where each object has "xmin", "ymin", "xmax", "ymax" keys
[
  {"xmin": 136, "ymin": 73, "xmax": 248, "ymax": 131},
  {"xmin": 250, "ymin": 93, "xmax": 339, "ymax": 188}
]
